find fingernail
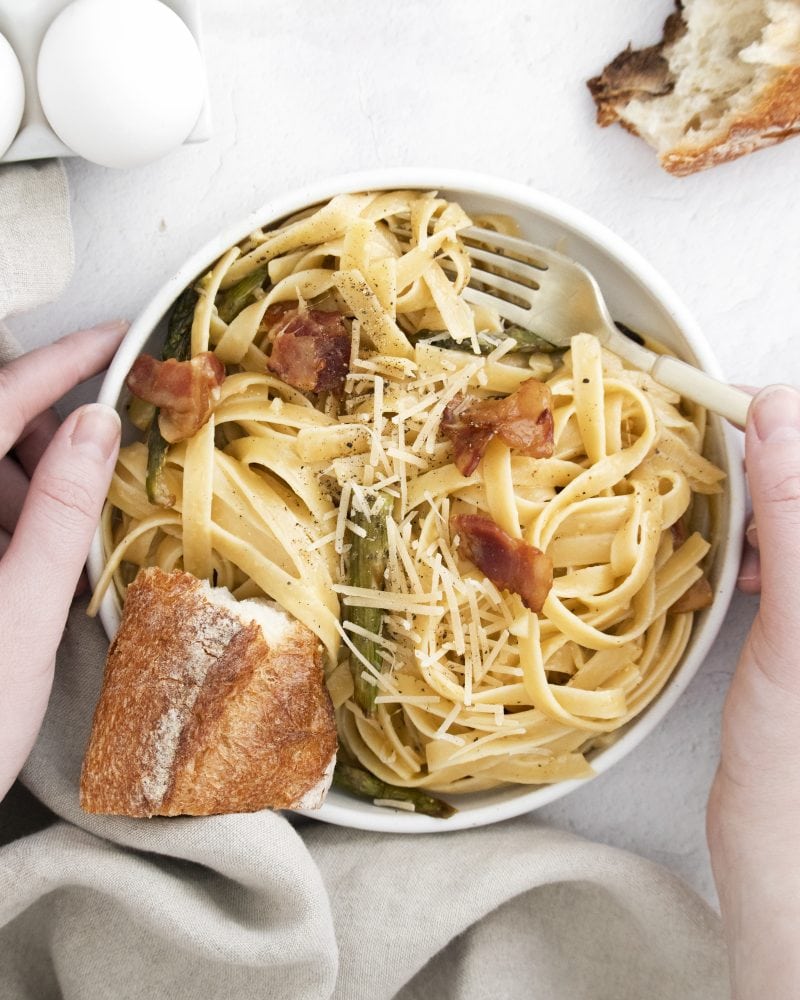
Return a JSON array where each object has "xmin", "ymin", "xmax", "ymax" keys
[
  {"xmin": 89, "ymin": 320, "xmax": 129, "ymax": 336},
  {"xmin": 70, "ymin": 404, "xmax": 121, "ymax": 462},
  {"xmin": 745, "ymin": 520, "xmax": 758, "ymax": 548},
  {"xmin": 752, "ymin": 385, "xmax": 800, "ymax": 443}
]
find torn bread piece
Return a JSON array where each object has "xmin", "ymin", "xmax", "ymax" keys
[
  {"xmin": 80, "ymin": 567, "xmax": 337, "ymax": 817},
  {"xmin": 588, "ymin": 0, "xmax": 800, "ymax": 175}
]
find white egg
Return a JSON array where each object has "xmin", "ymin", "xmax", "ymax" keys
[
  {"xmin": 0, "ymin": 32, "xmax": 25, "ymax": 158},
  {"xmin": 37, "ymin": 0, "xmax": 205, "ymax": 169}
]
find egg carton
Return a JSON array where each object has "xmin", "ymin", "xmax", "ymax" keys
[{"xmin": 0, "ymin": 0, "xmax": 211, "ymax": 164}]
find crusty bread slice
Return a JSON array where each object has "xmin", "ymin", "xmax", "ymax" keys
[
  {"xmin": 80, "ymin": 567, "xmax": 337, "ymax": 817},
  {"xmin": 588, "ymin": 0, "xmax": 800, "ymax": 175}
]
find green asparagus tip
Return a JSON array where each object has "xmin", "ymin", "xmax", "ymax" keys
[
  {"xmin": 216, "ymin": 264, "xmax": 269, "ymax": 325},
  {"xmin": 144, "ymin": 285, "xmax": 198, "ymax": 507}
]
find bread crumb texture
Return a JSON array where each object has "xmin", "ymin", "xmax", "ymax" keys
[
  {"xmin": 588, "ymin": 0, "xmax": 800, "ymax": 175},
  {"xmin": 80, "ymin": 567, "xmax": 337, "ymax": 817}
]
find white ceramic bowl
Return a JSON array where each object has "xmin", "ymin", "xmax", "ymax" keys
[{"xmin": 88, "ymin": 168, "xmax": 746, "ymax": 833}]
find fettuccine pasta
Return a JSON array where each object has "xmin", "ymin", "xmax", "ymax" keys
[{"xmin": 91, "ymin": 190, "xmax": 724, "ymax": 795}]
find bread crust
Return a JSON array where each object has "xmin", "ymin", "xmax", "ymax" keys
[
  {"xmin": 587, "ymin": 2, "xmax": 800, "ymax": 176},
  {"xmin": 662, "ymin": 65, "xmax": 800, "ymax": 176},
  {"xmin": 80, "ymin": 568, "xmax": 337, "ymax": 817},
  {"xmin": 587, "ymin": 7, "xmax": 686, "ymax": 126}
]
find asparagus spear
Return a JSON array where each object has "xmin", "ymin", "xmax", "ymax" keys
[
  {"xmin": 161, "ymin": 286, "xmax": 197, "ymax": 362},
  {"xmin": 500, "ymin": 326, "xmax": 560, "ymax": 353},
  {"xmin": 346, "ymin": 493, "xmax": 391, "ymax": 715},
  {"xmin": 145, "ymin": 418, "xmax": 174, "ymax": 507},
  {"xmin": 145, "ymin": 286, "xmax": 198, "ymax": 507},
  {"xmin": 424, "ymin": 322, "xmax": 646, "ymax": 355},
  {"xmin": 127, "ymin": 395, "xmax": 156, "ymax": 432},
  {"xmin": 216, "ymin": 264, "xmax": 268, "ymax": 324},
  {"xmin": 419, "ymin": 327, "xmax": 559, "ymax": 354},
  {"xmin": 333, "ymin": 762, "xmax": 457, "ymax": 819}
]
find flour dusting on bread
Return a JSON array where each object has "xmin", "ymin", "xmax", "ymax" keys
[
  {"xmin": 141, "ymin": 707, "xmax": 183, "ymax": 804},
  {"xmin": 80, "ymin": 568, "xmax": 337, "ymax": 817}
]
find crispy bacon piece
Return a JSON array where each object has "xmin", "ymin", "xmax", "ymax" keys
[
  {"xmin": 451, "ymin": 514, "xmax": 553, "ymax": 612},
  {"xmin": 126, "ymin": 352, "xmax": 225, "ymax": 443},
  {"xmin": 266, "ymin": 307, "xmax": 350, "ymax": 393},
  {"xmin": 670, "ymin": 576, "xmax": 713, "ymax": 614},
  {"xmin": 441, "ymin": 378, "xmax": 554, "ymax": 477},
  {"xmin": 259, "ymin": 301, "xmax": 297, "ymax": 336}
]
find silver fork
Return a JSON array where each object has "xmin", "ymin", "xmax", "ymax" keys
[{"xmin": 459, "ymin": 226, "xmax": 750, "ymax": 427}]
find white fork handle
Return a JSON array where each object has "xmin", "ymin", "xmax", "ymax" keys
[
  {"xmin": 651, "ymin": 355, "xmax": 751, "ymax": 426},
  {"xmin": 608, "ymin": 334, "xmax": 751, "ymax": 426}
]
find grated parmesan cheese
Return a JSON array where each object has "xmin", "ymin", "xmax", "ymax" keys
[{"xmin": 373, "ymin": 798, "xmax": 416, "ymax": 812}]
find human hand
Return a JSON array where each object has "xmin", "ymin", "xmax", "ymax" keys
[
  {"xmin": 0, "ymin": 322, "xmax": 126, "ymax": 801},
  {"xmin": 707, "ymin": 384, "xmax": 800, "ymax": 999}
]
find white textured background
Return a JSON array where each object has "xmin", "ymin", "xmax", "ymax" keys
[{"xmin": 8, "ymin": 0, "xmax": 800, "ymax": 903}]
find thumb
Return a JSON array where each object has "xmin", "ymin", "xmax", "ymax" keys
[
  {"xmin": 1, "ymin": 403, "xmax": 120, "ymax": 666},
  {"xmin": 745, "ymin": 385, "xmax": 800, "ymax": 653}
]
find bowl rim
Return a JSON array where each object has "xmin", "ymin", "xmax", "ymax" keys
[{"xmin": 88, "ymin": 167, "xmax": 746, "ymax": 833}]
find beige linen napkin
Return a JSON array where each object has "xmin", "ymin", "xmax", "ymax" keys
[
  {"xmin": 0, "ymin": 163, "xmax": 729, "ymax": 1000},
  {"xmin": 0, "ymin": 160, "xmax": 73, "ymax": 324}
]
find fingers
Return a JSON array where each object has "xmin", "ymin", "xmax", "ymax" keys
[
  {"xmin": 0, "ymin": 456, "xmax": 29, "ymax": 533},
  {"xmin": 13, "ymin": 407, "xmax": 61, "ymax": 476},
  {"xmin": 736, "ymin": 518, "xmax": 761, "ymax": 593},
  {"xmin": 744, "ymin": 385, "xmax": 800, "ymax": 650},
  {"xmin": 0, "ymin": 455, "xmax": 93, "ymax": 598},
  {"xmin": 0, "ymin": 321, "xmax": 127, "ymax": 459},
  {"xmin": 0, "ymin": 404, "xmax": 120, "ymax": 665}
]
